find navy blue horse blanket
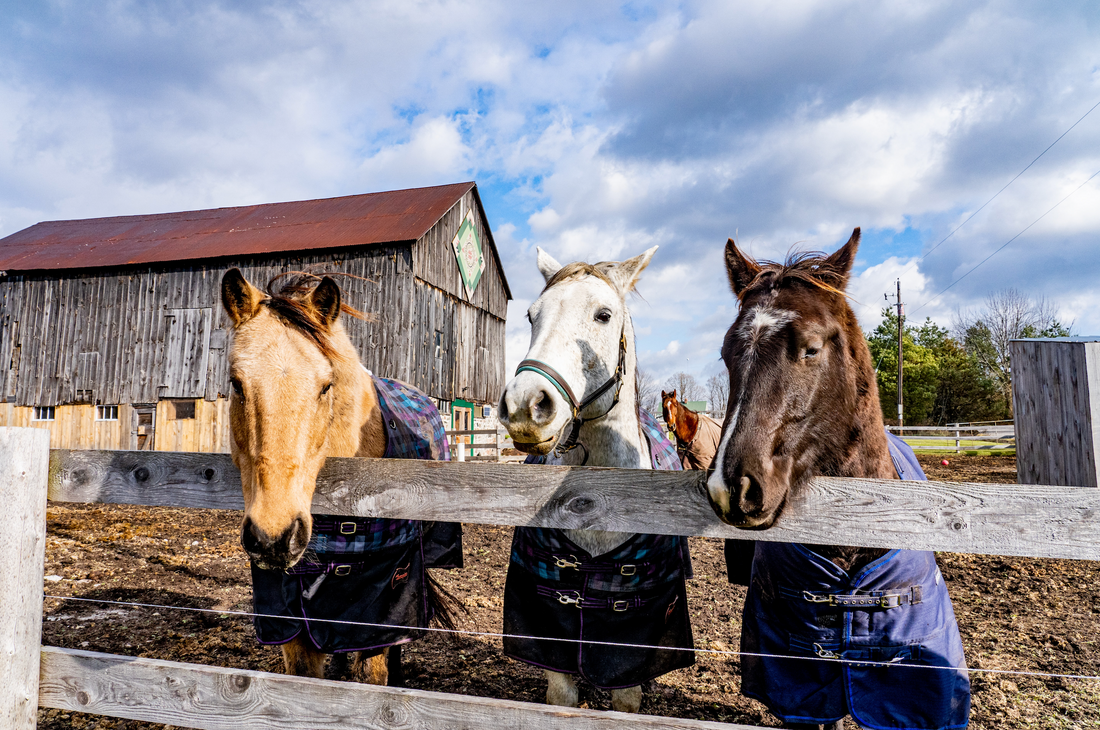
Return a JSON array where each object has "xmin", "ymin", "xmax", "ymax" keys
[
  {"xmin": 740, "ymin": 433, "xmax": 970, "ymax": 729},
  {"xmin": 250, "ymin": 375, "xmax": 461, "ymax": 655},
  {"xmin": 504, "ymin": 409, "xmax": 695, "ymax": 688}
]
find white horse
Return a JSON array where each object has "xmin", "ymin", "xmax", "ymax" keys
[{"xmin": 498, "ymin": 246, "xmax": 694, "ymax": 713}]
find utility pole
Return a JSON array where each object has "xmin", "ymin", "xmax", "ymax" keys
[{"xmin": 896, "ymin": 279, "xmax": 904, "ymax": 436}]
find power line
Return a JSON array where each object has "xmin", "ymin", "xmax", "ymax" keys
[
  {"xmin": 911, "ymin": 166, "xmax": 1100, "ymax": 316},
  {"xmin": 897, "ymin": 97, "xmax": 1100, "ymax": 280}
]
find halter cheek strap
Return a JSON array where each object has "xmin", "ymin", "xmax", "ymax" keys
[{"xmin": 514, "ymin": 330, "xmax": 628, "ymax": 463}]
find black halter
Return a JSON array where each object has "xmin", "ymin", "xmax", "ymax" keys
[{"xmin": 514, "ymin": 329, "xmax": 628, "ymax": 464}]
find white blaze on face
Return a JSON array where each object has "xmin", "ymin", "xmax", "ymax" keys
[
  {"xmin": 707, "ymin": 305, "xmax": 796, "ymax": 506},
  {"xmin": 740, "ymin": 306, "xmax": 795, "ymax": 349}
]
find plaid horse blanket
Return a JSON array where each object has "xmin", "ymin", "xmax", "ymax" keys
[
  {"xmin": 740, "ymin": 433, "xmax": 970, "ymax": 729},
  {"xmin": 250, "ymin": 375, "xmax": 461, "ymax": 654},
  {"xmin": 503, "ymin": 408, "xmax": 695, "ymax": 688}
]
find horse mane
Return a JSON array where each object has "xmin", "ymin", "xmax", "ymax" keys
[
  {"xmin": 743, "ymin": 250, "xmax": 850, "ymax": 300},
  {"xmin": 261, "ymin": 273, "xmax": 371, "ymax": 360},
  {"xmin": 543, "ymin": 261, "xmax": 615, "ymax": 292}
]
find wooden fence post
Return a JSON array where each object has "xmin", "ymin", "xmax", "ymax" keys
[
  {"xmin": 0, "ymin": 427, "xmax": 51, "ymax": 729},
  {"xmin": 1011, "ymin": 337, "xmax": 1100, "ymax": 487}
]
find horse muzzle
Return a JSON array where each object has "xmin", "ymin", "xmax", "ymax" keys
[
  {"xmin": 706, "ymin": 459, "xmax": 792, "ymax": 530},
  {"xmin": 241, "ymin": 514, "xmax": 311, "ymax": 570}
]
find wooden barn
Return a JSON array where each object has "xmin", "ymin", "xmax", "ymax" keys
[{"xmin": 0, "ymin": 182, "xmax": 510, "ymax": 452}]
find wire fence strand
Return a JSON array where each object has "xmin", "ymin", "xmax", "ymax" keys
[{"xmin": 44, "ymin": 593, "xmax": 1100, "ymax": 683}]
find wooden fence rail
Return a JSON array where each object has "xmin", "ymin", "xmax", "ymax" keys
[
  {"xmin": 49, "ymin": 448, "xmax": 1100, "ymax": 561},
  {"xmin": 7, "ymin": 434, "xmax": 1100, "ymax": 730}
]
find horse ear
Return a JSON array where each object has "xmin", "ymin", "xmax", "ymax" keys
[
  {"xmin": 607, "ymin": 245, "xmax": 657, "ymax": 293},
  {"xmin": 221, "ymin": 268, "xmax": 265, "ymax": 326},
  {"xmin": 536, "ymin": 247, "xmax": 563, "ymax": 283},
  {"xmin": 725, "ymin": 238, "xmax": 761, "ymax": 298},
  {"xmin": 309, "ymin": 277, "xmax": 342, "ymax": 326},
  {"xmin": 825, "ymin": 227, "xmax": 861, "ymax": 289}
]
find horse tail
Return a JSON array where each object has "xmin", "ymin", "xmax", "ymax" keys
[{"xmin": 426, "ymin": 570, "xmax": 464, "ymax": 631}]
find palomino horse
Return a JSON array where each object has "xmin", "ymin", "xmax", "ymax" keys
[
  {"xmin": 660, "ymin": 389, "xmax": 723, "ymax": 470},
  {"xmin": 498, "ymin": 247, "xmax": 694, "ymax": 713},
  {"xmin": 221, "ymin": 269, "xmax": 456, "ymax": 685},
  {"xmin": 705, "ymin": 230, "xmax": 969, "ymax": 730}
]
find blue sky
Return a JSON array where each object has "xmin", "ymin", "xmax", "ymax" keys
[{"xmin": 2, "ymin": 1, "xmax": 1099, "ymax": 388}]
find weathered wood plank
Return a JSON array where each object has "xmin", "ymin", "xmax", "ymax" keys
[
  {"xmin": 40, "ymin": 647, "xmax": 749, "ymax": 730},
  {"xmin": 47, "ymin": 450, "xmax": 1100, "ymax": 560},
  {"xmin": 1012, "ymin": 338, "xmax": 1100, "ymax": 488},
  {"xmin": 1, "ymin": 428, "xmax": 51, "ymax": 730}
]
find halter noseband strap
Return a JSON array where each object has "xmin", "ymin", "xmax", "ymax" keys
[{"xmin": 514, "ymin": 330, "xmax": 629, "ymax": 462}]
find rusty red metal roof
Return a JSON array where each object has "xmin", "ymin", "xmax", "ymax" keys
[{"xmin": 0, "ymin": 182, "xmax": 477, "ymax": 272}]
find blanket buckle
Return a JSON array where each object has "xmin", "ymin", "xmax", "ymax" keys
[
  {"xmin": 339, "ymin": 521, "xmax": 357, "ymax": 535},
  {"xmin": 555, "ymin": 591, "xmax": 581, "ymax": 606},
  {"xmin": 612, "ymin": 600, "xmax": 630, "ymax": 612},
  {"xmin": 802, "ymin": 590, "xmax": 833, "ymax": 604},
  {"xmin": 619, "ymin": 564, "xmax": 636, "ymax": 576},
  {"xmin": 555, "ymin": 555, "xmax": 581, "ymax": 569}
]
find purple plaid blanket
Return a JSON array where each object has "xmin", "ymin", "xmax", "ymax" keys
[{"xmin": 251, "ymin": 375, "xmax": 459, "ymax": 654}]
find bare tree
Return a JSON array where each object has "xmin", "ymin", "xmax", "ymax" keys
[
  {"xmin": 707, "ymin": 373, "xmax": 729, "ymax": 416},
  {"xmin": 636, "ymin": 369, "xmax": 661, "ymax": 416},
  {"xmin": 953, "ymin": 288, "xmax": 1071, "ymax": 409},
  {"xmin": 663, "ymin": 371, "xmax": 703, "ymax": 403}
]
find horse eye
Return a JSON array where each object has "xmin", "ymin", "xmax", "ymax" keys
[
  {"xmin": 320, "ymin": 382, "xmax": 333, "ymax": 396},
  {"xmin": 803, "ymin": 348, "xmax": 819, "ymax": 360},
  {"xmin": 595, "ymin": 309, "xmax": 612, "ymax": 324},
  {"xmin": 230, "ymin": 378, "xmax": 244, "ymax": 396}
]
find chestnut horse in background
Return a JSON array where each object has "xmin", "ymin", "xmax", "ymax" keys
[
  {"xmin": 705, "ymin": 230, "xmax": 969, "ymax": 730},
  {"xmin": 660, "ymin": 389, "xmax": 723, "ymax": 471}
]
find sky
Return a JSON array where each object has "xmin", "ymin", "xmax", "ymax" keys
[{"xmin": 2, "ymin": 0, "xmax": 1099, "ymax": 392}]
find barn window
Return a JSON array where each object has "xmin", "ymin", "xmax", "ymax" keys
[
  {"xmin": 33, "ymin": 406, "xmax": 55, "ymax": 421},
  {"xmin": 96, "ymin": 405, "xmax": 119, "ymax": 421},
  {"xmin": 167, "ymin": 399, "xmax": 196, "ymax": 420}
]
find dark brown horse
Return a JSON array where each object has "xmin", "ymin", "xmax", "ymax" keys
[
  {"xmin": 705, "ymin": 229, "xmax": 969, "ymax": 730},
  {"xmin": 660, "ymin": 389, "xmax": 723, "ymax": 471}
]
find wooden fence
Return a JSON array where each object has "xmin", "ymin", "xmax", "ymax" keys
[
  {"xmin": 446, "ymin": 428, "xmax": 502, "ymax": 461},
  {"xmin": 6, "ymin": 426, "xmax": 1100, "ymax": 729},
  {"xmin": 886, "ymin": 424, "xmax": 1015, "ymax": 453}
]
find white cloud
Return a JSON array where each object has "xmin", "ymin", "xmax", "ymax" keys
[{"xmin": 2, "ymin": 0, "xmax": 1099, "ymax": 387}]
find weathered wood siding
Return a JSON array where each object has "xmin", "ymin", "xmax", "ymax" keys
[
  {"xmin": 153, "ymin": 398, "xmax": 232, "ymax": 454},
  {"xmin": 414, "ymin": 188, "xmax": 509, "ymax": 320},
  {"xmin": 0, "ymin": 404, "xmax": 133, "ymax": 450},
  {"xmin": 0, "ymin": 241, "xmax": 506, "ymax": 413},
  {"xmin": 1012, "ymin": 337, "xmax": 1100, "ymax": 487}
]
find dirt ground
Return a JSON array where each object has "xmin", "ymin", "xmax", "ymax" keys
[{"xmin": 37, "ymin": 453, "xmax": 1100, "ymax": 729}]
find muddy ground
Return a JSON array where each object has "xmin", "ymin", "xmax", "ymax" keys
[{"xmin": 37, "ymin": 454, "xmax": 1100, "ymax": 729}]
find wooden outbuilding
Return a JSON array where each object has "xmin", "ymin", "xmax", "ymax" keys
[
  {"xmin": 0, "ymin": 182, "xmax": 510, "ymax": 451},
  {"xmin": 1011, "ymin": 336, "xmax": 1100, "ymax": 487}
]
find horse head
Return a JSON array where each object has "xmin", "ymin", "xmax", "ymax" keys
[
  {"xmin": 499, "ymin": 246, "xmax": 656, "ymax": 459},
  {"xmin": 221, "ymin": 269, "xmax": 373, "ymax": 569},
  {"xmin": 660, "ymin": 390, "xmax": 678, "ymax": 431},
  {"xmin": 706, "ymin": 228, "xmax": 893, "ymax": 529}
]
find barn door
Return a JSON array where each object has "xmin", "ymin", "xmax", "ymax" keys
[
  {"xmin": 130, "ymin": 404, "xmax": 156, "ymax": 450},
  {"xmin": 161, "ymin": 308, "xmax": 212, "ymax": 398}
]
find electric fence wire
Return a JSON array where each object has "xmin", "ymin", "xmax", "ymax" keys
[
  {"xmin": 910, "ymin": 165, "xmax": 1100, "ymax": 316},
  {"xmin": 44, "ymin": 593, "xmax": 1100, "ymax": 683},
  {"xmin": 898, "ymin": 96, "xmax": 1100, "ymax": 282}
]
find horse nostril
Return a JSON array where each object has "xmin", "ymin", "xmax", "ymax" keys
[
  {"xmin": 287, "ymin": 517, "xmax": 310, "ymax": 555},
  {"xmin": 241, "ymin": 517, "xmax": 269, "ymax": 555},
  {"xmin": 535, "ymin": 390, "xmax": 554, "ymax": 415},
  {"xmin": 737, "ymin": 475, "xmax": 765, "ymax": 514}
]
